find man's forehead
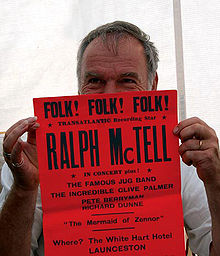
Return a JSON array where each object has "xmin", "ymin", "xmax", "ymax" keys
[{"xmin": 82, "ymin": 35, "xmax": 145, "ymax": 58}]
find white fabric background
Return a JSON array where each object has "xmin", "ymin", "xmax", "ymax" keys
[
  {"xmin": 181, "ymin": 1, "xmax": 220, "ymax": 138},
  {"xmin": 0, "ymin": 0, "xmax": 219, "ymax": 139}
]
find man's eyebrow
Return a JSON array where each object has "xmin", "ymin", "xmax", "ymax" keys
[
  {"xmin": 120, "ymin": 72, "xmax": 140, "ymax": 81},
  {"xmin": 84, "ymin": 71, "xmax": 140, "ymax": 81},
  {"xmin": 84, "ymin": 72, "xmax": 102, "ymax": 79}
]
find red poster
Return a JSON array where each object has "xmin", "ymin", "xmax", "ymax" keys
[{"xmin": 33, "ymin": 90, "xmax": 185, "ymax": 255}]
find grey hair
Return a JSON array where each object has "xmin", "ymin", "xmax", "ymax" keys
[{"xmin": 77, "ymin": 20, "xmax": 159, "ymax": 88}]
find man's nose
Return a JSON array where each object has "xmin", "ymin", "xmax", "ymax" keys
[{"xmin": 103, "ymin": 80, "xmax": 118, "ymax": 94}]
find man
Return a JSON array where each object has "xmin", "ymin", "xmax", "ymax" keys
[{"xmin": 0, "ymin": 21, "xmax": 220, "ymax": 256}]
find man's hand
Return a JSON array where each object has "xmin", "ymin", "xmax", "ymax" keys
[
  {"xmin": 173, "ymin": 117, "xmax": 220, "ymax": 186},
  {"xmin": 173, "ymin": 117, "xmax": 220, "ymax": 255},
  {"xmin": 3, "ymin": 117, "xmax": 40, "ymax": 191},
  {"xmin": 0, "ymin": 117, "xmax": 40, "ymax": 256}
]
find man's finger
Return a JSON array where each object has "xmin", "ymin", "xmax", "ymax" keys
[
  {"xmin": 4, "ymin": 117, "xmax": 37, "ymax": 141},
  {"xmin": 3, "ymin": 120, "xmax": 29, "ymax": 154},
  {"xmin": 27, "ymin": 123, "xmax": 40, "ymax": 145},
  {"xmin": 10, "ymin": 140, "xmax": 24, "ymax": 168},
  {"xmin": 179, "ymin": 124, "xmax": 212, "ymax": 142},
  {"xmin": 3, "ymin": 118, "xmax": 39, "ymax": 153},
  {"xmin": 179, "ymin": 139, "xmax": 207, "ymax": 155},
  {"xmin": 173, "ymin": 117, "xmax": 210, "ymax": 135},
  {"xmin": 181, "ymin": 148, "xmax": 218, "ymax": 167},
  {"xmin": 181, "ymin": 150, "xmax": 205, "ymax": 167}
]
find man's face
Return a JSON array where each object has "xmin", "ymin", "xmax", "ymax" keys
[{"xmin": 79, "ymin": 35, "xmax": 156, "ymax": 94}]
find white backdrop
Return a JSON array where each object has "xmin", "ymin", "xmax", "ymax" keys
[{"xmin": 0, "ymin": 0, "xmax": 219, "ymax": 139}]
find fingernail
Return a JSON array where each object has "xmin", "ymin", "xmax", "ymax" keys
[
  {"xmin": 31, "ymin": 123, "xmax": 40, "ymax": 129},
  {"xmin": 173, "ymin": 126, "xmax": 179, "ymax": 134},
  {"xmin": 32, "ymin": 116, "xmax": 37, "ymax": 121},
  {"xmin": 28, "ymin": 116, "xmax": 37, "ymax": 123}
]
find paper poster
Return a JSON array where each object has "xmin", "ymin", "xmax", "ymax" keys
[{"xmin": 33, "ymin": 90, "xmax": 185, "ymax": 255}]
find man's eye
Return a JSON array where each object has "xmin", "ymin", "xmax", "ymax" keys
[
  {"xmin": 120, "ymin": 78, "xmax": 137, "ymax": 84},
  {"xmin": 88, "ymin": 78, "xmax": 103, "ymax": 84}
]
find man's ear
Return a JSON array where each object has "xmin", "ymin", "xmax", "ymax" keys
[{"xmin": 151, "ymin": 72, "xmax": 158, "ymax": 91}]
